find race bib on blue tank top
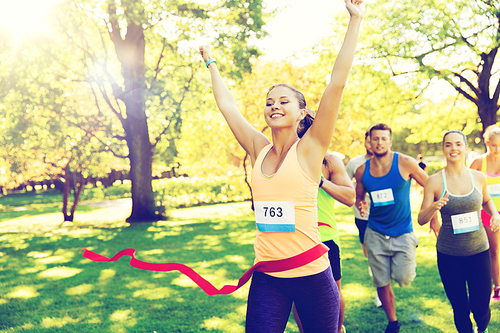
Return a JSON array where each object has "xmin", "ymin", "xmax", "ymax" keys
[
  {"xmin": 488, "ymin": 184, "xmax": 500, "ymax": 197},
  {"xmin": 254, "ymin": 201, "xmax": 295, "ymax": 232},
  {"xmin": 451, "ymin": 211, "xmax": 480, "ymax": 234},
  {"xmin": 371, "ymin": 189, "xmax": 395, "ymax": 207}
]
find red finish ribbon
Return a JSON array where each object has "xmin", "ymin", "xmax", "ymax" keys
[
  {"xmin": 318, "ymin": 222, "xmax": 332, "ymax": 228},
  {"xmin": 82, "ymin": 243, "xmax": 329, "ymax": 296}
]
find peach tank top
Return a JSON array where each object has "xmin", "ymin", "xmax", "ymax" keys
[{"xmin": 251, "ymin": 140, "xmax": 329, "ymax": 278}]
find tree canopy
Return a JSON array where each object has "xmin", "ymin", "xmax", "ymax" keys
[
  {"xmin": 0, "ymin": 0, "xmax": 270, "ymax": 221},
  {"xmin": 363, "ymin": 0, "xmax": 500, "ymax": 134}
]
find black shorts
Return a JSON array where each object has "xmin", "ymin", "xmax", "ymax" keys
[
  {"xmin": 323, "ymin": 239, "xmax": 341, "ymax": 281},
  {"xmin": 355, "ymin": 218, "xmax": 368, "ymax": 244}
]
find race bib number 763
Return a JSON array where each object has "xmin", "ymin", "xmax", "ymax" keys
[{"xmin": 254, "ymin": 201, "xmax": 295, "ymax": 233}]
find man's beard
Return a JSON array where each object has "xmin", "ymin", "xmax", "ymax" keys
[{"xmin": 373, "ymin": 149, "xmax": 388, "ymax": 158}]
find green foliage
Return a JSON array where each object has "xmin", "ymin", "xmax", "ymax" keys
[
  {"xmin": 153, "ymin": 176, "xmax": 250, "ymax": 210},
  {"xmin": 79, "ymin": 183, "xmax": 132, "ymax": 202},
  {"xmin": 0, "ymin": 0, "xmax": 270, "ymax": 221},
  {"xmin": 0, "ymin": 29, "xmax": 127, "ymax": 190},
  {"xmin": 425, "ymin": 159, "xmax": 446, "ymax": 176},
  {"xmin": 362, "ymin": 0, "xmax": 500, "ymax": 132},
  {"xmin": 311, "ymin": 37, "xmax": 420, "ymax": 158}
]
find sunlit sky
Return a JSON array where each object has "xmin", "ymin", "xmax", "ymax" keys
[
  {"xmin": 257, "ymin": 0, "xmax": 346, "ymax": 62},
  {"xmin": 0, "ymin": 0, "xmax": 345, "ymax": 63},
  {"xmin": 0, "ymin": 0, "xmax": 59, "ymax": 42}
]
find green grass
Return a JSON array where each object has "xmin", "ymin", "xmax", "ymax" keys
[
  {"xmin": 0, "ymin": 190, "xmax": 99, "ymax": 223},
  {"xmin": 0, "ymin": 193, "xmax": 499, "ymax": 332}
]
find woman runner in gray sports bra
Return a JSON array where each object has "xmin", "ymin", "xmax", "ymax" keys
[{"xmin": 418, "ymin": 130, "xmax": 500, "ymax": 333}]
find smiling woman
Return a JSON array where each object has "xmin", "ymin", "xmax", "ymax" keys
[{"xmin": 0, "ymin": 0, "xmax": 59, "ymax": 42}]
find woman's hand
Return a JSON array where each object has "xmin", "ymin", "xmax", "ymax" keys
[
  {"xmin": 345, "ymin": 0, "xmax": 363, "ymax": 18},
  {"xmin": 491, "ymin": 214, "xmax": 500, "ymax": 232},
  {"xmin": 429, "ymin": 215, "xmax": 441, "ymax": 238},
  {"xmin": 199, "ymin": 45, "xmax": 213, "ymax": 63},
  {"xmin": 432, "ymin": 192, "xmax": 449, "ymax": 211}
]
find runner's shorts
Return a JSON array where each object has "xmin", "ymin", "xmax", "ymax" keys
[{"xmin": 364, "ymin": 227, "xmax": 418, "ymax": 288}]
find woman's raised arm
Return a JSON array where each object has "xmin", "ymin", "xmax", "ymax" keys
[
  {"xmin": 300, "ymin": 0, "xmax": 363, "ymax": 168},
  {"xmin": 200, "ymin": 45, "xmax": 270, "ymax": 165}
]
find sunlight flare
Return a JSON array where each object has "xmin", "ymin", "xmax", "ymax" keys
[{"xmin": 0, "ymin": 0, "xmax": 60, "ymax": 41}]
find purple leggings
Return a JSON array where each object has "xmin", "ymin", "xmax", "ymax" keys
[{"xmin": 246, "ymin": 266, "xmax": 339, "ymax": 333}]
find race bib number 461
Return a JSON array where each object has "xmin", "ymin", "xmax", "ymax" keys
[
  {"xmin": 254, "ymin": 201, "xmax": 295, "ymax": 233},
  {"xmin": 451, "ymin": 211, "xmax": 480, "ymax": 234},
  {"xmin": 371, "ymin": 189, "xmax": 395, "ymax": 207}
]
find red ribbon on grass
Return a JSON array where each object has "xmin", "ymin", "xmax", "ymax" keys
[{"xmin": 82, "ymin": 243, "xmax": 329, "ymax": 296}]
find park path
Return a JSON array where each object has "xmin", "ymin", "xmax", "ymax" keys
[
  {"xmin": 0, "ymin": 199, "xmax": 252, "ymax": 234},
  {"xmin": 0, "ymin": 198, "xmax": 132, "ymax": 234},
  {"xmin": 80, "ymin": 198, "xmax": 131, "ymax": 209}
]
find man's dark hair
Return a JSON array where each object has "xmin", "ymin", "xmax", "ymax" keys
[{"xmin": 369, "ymin": 123, "xmax": 392, "ymax": 138}]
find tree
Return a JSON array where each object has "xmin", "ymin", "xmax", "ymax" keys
[
  {"xmin": 47, "ymin": 0, "xmax": 268, "ymax": 221},
  {"xmin": 363, "ymin": 0, "xmax": 500, "ymax": 134},
  {"xmin": 0, "ymin": 31, "xmax": 124, "ymax": 220}
]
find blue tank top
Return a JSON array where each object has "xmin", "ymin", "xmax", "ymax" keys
[{"xmin": 362, "ymin": 152, "xmax": 413, "ymax": 236}]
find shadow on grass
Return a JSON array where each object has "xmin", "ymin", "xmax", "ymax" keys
[
  {"xmin": 0, "ymin": 205, "xmax": 101, "ymax": 223},
  {"xmin": 0, "ymin": 204, "xmax": 256, "ymax": 333},
  {"xmin": 1, "ymin": 201, "xmax": 499, "ymax": 332}
]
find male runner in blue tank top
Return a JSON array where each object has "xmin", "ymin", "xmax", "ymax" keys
[{"xmin": 354, "ymin": 123, "xmax": 434, "ymax": 333}]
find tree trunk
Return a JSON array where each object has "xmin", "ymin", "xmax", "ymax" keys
[
  {"xmin": 61, "ymin": 163, "xmax": 85, "ymax": 222},
  {"xmin": 68, "ymin": 172, "xmax": 85, "ymax": 221},
  {"xmin": 477, "ymin": 47, "xmax": 499, "ymax": 137},
  {"xmin": 115, "ymin": 21, "xmax": 157, "ymax": 222},
  {"xmin": 62, "ymin": 163, "xmax": 71, "ymax": 221},
  {"xmin": 125, "ymin": 111, "xmax": 156, "ymax": 222},
  {"xmin": 477, "ymin": 102, "xmax": 499, "ymax": 137},
  {"xmin": 243, "ymin": 153, "xmax": 254, "ymax": 211}
]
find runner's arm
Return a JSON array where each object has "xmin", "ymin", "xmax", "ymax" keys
[
  {"xmin": 199, "ymin": 45, "xmax": 269, "ymax": 165},
  {"xmin": 418, "ymin": 175, "xmax": 447, "ymax": 225},
  {"xmin": 478, "ymin": 171, "xmax": 500, "ymax": 232},
  {"xmin": 404, "ymin": 155, "xmax": 429, "ymax": 187},
  {"xmin": 321, "ymin": 153, "xmax": 355, "ymax": 207},
  {"xmin": 298, "ymin": 0, "xmax": 363, "ymax": 172},
  {"xmin": 469, "ymin": 156, "xmax": 483, "ymax": 171},
  {"xmin": 354, "ymin": 163, "xmax": 368, "ymax": 216}
]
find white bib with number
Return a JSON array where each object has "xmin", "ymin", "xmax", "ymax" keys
[
  {"xmin": 487, "ymin": 184, "xmax": 500, "ymax": 197},
  {"xmin": 371, "ymin": 189, "xmax": 395, "ymax": 207},
  {"xmin": 254, "ymin": 201, "xmax": 295, "ymax": 232},
  {"xmin": 451, "ymin": 211, "xmax": 480, "ymax": 234}
]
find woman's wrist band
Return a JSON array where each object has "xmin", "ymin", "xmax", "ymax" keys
[
  {"xmin": 319, "ymin": 176, "xmax": 325, "ymax": 188},
  {"xmin": 206, "ymin": 58, "xmax": 217, "ymax": 68}
]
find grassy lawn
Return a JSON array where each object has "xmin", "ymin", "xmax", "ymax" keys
[
  {"xmin": 0, "ymin": 193, "xmax": 499, "ymax": 332},
  {"xmin": 0, "ymin": 190, "xmax": 99, "ymax": 223}
]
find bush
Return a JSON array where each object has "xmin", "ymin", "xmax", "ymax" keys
[
  {"xmin": 79, "ymin": 176, "xmax": 251, "ymax": 215},
  {"xmin": 153, "ymin": 176, "xmax": 251, "ymax": 210},
  {"xmin": 80, "ymin": 183, "xmax": 132, "ymax": 202},
  {"xmin": 426, "ymin": 160, "xmax": 446, "ymax": 177}
]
